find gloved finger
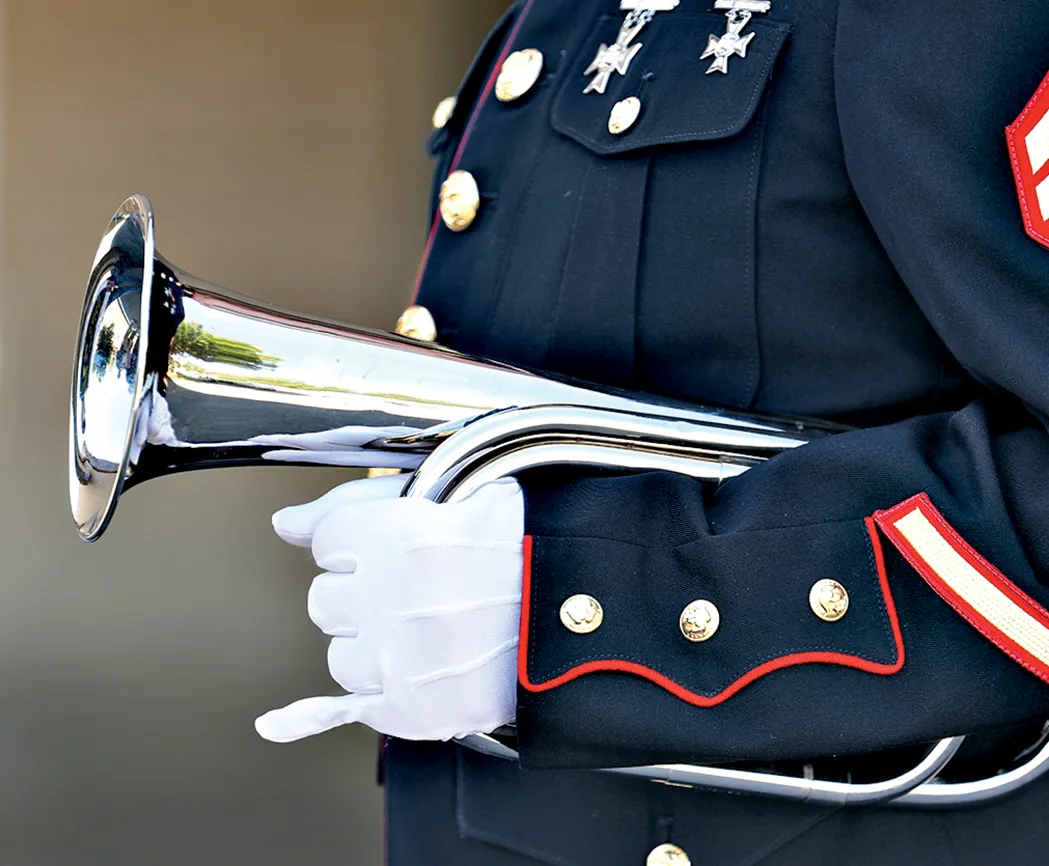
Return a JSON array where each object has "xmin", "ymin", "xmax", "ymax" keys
[
  {"xmin": 444, "ymin": 478, "xmax": 526, "ymax": 545},
  {"xmin": 254, "ymin": 693, "xmax": 380, "ymax": 743},
  {"xmin": 250, "ymin": 425, "xmax": 420, "ymax": 450},
  {"xmin": 272, "ymin": 474, "xmax": 407, "ymax": 547},
  {"xmin": 261, "ymin": 450, "xmax": 423, "ymax": 469},
  {"xmin": 455, "ymin": 476, "xmax": 521, "ymax": 502},
  {"xmin": 307, "ymin": 573, "xmax": 370, "ymax": 631},
  {"xmin": 327, "ymin": 635, "xmax": 382, "ymax": 694}
]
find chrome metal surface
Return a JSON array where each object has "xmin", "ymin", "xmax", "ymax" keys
[
  {"xmin": 70, "ymin": 195, "xmax": 155, "ymax": 542},
  {"xmin": 894, "ymin": 736, "xmax": 1049, "ymax": 808},
  {"xmin": 71, "ymin": 195, "xmax": 829, "ymax": 541},
  {"xmin": 400, "ymin": 404, "xmax": 790, "ymax": 505},
  {"xmin": 610, "ymin": 736, "xmax": 966, "ymax": 806},
  {"xmin": 456, "ymin": 733, "xmax": 965, "ymax": 806}
]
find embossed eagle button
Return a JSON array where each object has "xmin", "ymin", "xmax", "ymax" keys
[
  {"xmin": 810, "ymin": 579, "xmax": 849, "ymax": 622},
  {"xmin": 679, "ymin": 599, "xmax": 720, "ymax": 642},
  {"xmin": 560, "ymin": 594, "xmax": 604, "ymax": 634},
  {"xmin": 439, "ymin": 170, "xmax": 480, "ymax": 232},
  {"xmin": 647, "ymin": 843, "xmax": 691, "ymax": 866}
]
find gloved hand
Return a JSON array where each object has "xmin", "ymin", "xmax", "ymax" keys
[{"xmin": 255, "ymin": 474, "xmax": 525, "ymax": 743}]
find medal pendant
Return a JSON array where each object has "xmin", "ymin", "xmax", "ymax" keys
[
  {"xmin": 584, "ymin": 2, "xmax": 679, "ymax": 95},
  {"xmin": 702, "ymin": 0, "xmax": 772, "ymax": 75}
]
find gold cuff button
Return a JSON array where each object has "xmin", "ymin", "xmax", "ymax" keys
[
  {"xmin": 680, "ymin": 599, "xmax": 720, "ymax": 642},
  {"xmin": 432, "ymin": 96, "xmax": 456, "ymax": 130},
  {"xmin": 810, "ymin": 579, "xmax": 849, "ymax": 622},
  {"xmin": 439, "ymin": 170, "xmax": 481, "ymax": 232},
  {"xmin": 495, "ymin": 48, "xmax": 544, "ymax": 103},
  {"xmin": 647, "ymin": 843, "xmax": 691, "ymax": 866},
  {"xmin": 560, "ymin": 594, "xmax": 604, "ymax": 634},
  {"xmin": 395, "ymin": 305, "xmax": 437, "ymax": 343},
  {"xmin": 608, "ymin": 96, "xmax": 642, "ymax": 135}
]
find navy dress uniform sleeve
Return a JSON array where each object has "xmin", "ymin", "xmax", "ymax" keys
[{"xmin": 513, "ymin": 0, "xmax": 1049, "ymax": 771}]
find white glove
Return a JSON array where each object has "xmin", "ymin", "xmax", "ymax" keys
[
  {"xmin": 250, "ymin": 425, "xmax": 425, "ymax": 469},
  {"xmin": 255, "ymin": 474, "xmax": 525, "ymax": 743}
]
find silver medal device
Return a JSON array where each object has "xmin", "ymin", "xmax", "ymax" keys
[
  {"xmin": 704, "ymin": 0, "xmax": 773, "ymax": 74},
  {"xmin": 583, "ymin": 1, "xmax": 680, "ymax": 95}
]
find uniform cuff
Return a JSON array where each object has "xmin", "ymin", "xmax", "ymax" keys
[{"xmin": 518, "ymin": 518, "xmax": 904, "ymax": 707}]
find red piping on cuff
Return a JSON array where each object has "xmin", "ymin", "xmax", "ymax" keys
[
  {"xmin": 874, "ymin": 492, "xmax": 1049, "ymax": 686},
  {"xmin": 517, "ymin": 526, "xmax": 905, "ymax": 707}
]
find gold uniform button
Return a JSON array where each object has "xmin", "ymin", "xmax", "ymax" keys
[
  {"xmin": 647, "ymin": 843, "xmax": 691, "ymax": 866},
  {"xmin": 680, "ymin": 599, "xmax": 720, "ymax": 642},
  {"xmin": 608, "ymin": 96, "xmax": 642, "ymax": 135},
  {"xmin": 439, "ymin": 170, "xmax": 480, "ymax": 232},
  {"xmin": 395, "ymin": 305, "xmax": 437, "ymax": 342},
  {"xmin": 560, "ymin": 594, "xmax": 604, "ymax": 634},
  {"xmin": 495, "ymin": 48, "xmax": 544, "ymax": 102},
  {"xmin": 432, "ymin": 96, "xmax": 456, "ymax": 130},
  {"xmin": 810, "ymin": 579, "xmax": 850, "ymax": 622}
]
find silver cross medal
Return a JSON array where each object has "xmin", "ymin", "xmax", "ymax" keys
[
  {"xmin": 584, "ymin": 0, "xmax": 679, "ymax": 95},
  {"xmin": 702, "ymin": 0, "xmax": 772, "ymax": 75}
]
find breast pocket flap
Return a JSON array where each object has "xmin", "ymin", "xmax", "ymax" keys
[{"xmin": 552, "ymin": 13, "xmax": 791, "ymax": 157}]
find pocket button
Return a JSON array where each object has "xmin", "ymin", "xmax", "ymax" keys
[
  {"xmin": 608, "ymin": 97, "xmax": 642, "ymax": 135},
  {"xmin": 647, "ymin": 843, "xmax": 691, "ymax": 866}
]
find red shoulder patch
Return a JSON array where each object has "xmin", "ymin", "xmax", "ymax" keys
[{"xmin": 1007, "ymin": 69, "xmax": 1049, "ymax": 250}]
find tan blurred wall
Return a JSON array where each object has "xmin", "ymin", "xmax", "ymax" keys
[{"xmin": 0, "ymin": 1, "xmax": 507, "ymax": 864}]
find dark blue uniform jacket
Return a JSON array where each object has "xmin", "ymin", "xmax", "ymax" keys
[{"xmin": 389, "ymin": 1, "xmax": 1049, "ymax": 863}]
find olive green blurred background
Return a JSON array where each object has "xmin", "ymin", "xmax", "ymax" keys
[{"xmin": 0, "ymin": 1, "xmax": 506, "ymax": 863}]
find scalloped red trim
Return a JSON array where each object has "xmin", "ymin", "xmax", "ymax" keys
[
  {"xmin": 874, "ymin": 493, "xmax": 1049, "ymax": 685},
  {"xmin": 1006, "ymin": 68, "xmax": 1049, "ymax": 250},
  {"xmin": 517, "ymin": 524, "xmax": 905, "ymax": 707}
]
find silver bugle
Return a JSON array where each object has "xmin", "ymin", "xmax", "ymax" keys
[{"xmin": 70, "ymin": 194, "xmax": 839, "ymax": 541}]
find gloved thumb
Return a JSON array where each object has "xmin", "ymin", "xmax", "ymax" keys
[{"xmin": 254, "ymin": 693, "xmax": 379, "ymax": 743}]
